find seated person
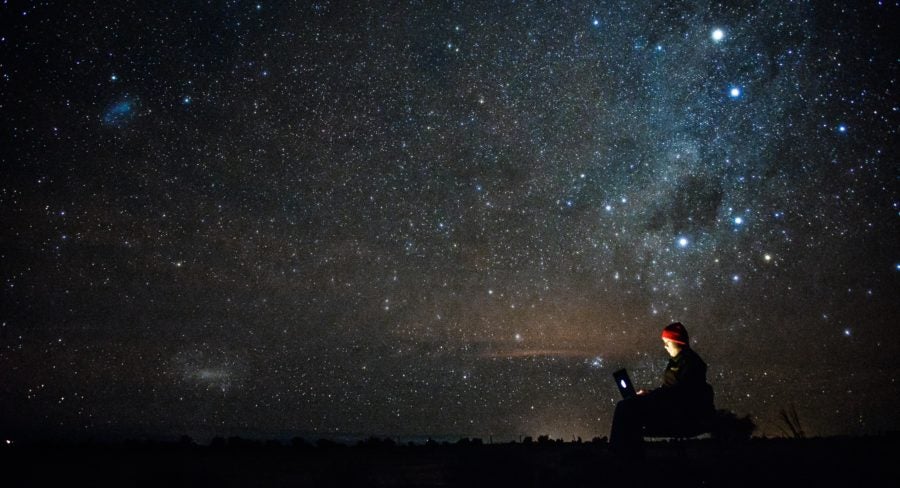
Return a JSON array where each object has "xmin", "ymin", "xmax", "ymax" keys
[{"xmin": 609, "ymin": 322, "xmax": 715, "ymax": 454}]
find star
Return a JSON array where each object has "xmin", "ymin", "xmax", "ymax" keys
[
  {"xmin": 729, "ymin": 86, "xmax": 742, "ymax": 98},
  {"xmin": 711, "ymin": 28, "xmax": 725, "ymax": 42}
]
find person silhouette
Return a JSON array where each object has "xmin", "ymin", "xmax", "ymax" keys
[{"xmin": 609, "ymin": 322, "xmax": 715, "ymax": 456}]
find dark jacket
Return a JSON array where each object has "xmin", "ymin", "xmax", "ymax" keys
[
  {"xmin": 647, "ymin": 347, "xmax": 716, "ymax": 427},
  {"xmin": 661, "ymin": 346, "xmax": 709, "ymax": 391}
]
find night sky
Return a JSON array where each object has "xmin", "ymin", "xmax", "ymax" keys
[{"xmin": 2, "ymin": 1, "xmax": 898, "ymax": 443}]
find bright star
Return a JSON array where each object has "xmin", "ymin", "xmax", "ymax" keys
[
  {"xmin": 837, "ymin": 124, "xmax": 847, "ymax": 133},
  {"xmin": 729, "ymin": 86, "xmax": 741, "ymax": 98},
  {"xmin": 677, "ymin": 237, "xmax": 689, "ymax": 248},
  {"xmin": 734, "ymin": 217, "xmax": 743, "ymax": 225},
  {"xmin": 592, "ymin": 19, "xmax": 600, "ymax": 27},
  {"xmin": 843, "ymin": 328, "xmax": 851, "ymax": 337},
  {"xmin": 712, "ymin": 28, "xmax": 725, "ymax": 42}
]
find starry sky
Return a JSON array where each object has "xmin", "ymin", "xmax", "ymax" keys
[{"xmin": 2, "ymin": 1, "xmax": 898, "ymax": 442}]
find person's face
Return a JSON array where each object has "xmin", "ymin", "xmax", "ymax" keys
[{"xmin": 663, "ymin": 339, "xmax": 682, "ymax": 358}]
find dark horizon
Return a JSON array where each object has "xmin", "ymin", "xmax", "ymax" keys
[
  {"xmin": 6, "ymin": 428, "xmax": 899, "ymax": 449},
  {"xmin": 5, "ymin": 435, "xmax": 898, "ymax": 488}
]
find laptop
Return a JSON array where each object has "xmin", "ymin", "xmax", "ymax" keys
[{"xmin": 613, "ymin": 368, "xmax": 637, "ymax": 399}]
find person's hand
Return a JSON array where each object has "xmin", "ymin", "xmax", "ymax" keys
[{"xmin": 636, "ymin": 389, "xmax": 647, "ymax": 396}]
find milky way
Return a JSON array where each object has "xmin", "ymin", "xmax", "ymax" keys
[{"xmin": 2, "ymin": 1, "xmax": 898, "ymax": 442}]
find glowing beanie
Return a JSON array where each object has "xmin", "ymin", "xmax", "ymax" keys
[{"xmin": 661, "ymin": 322, "xmax": 689, "ymax": 345}]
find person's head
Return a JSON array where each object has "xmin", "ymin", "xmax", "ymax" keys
[{"xmin": 661, "ymin": 322, "xmax": 689, "ymax": 358}]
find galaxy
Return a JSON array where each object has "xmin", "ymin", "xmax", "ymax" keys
[{"xmin": 1, "ymin": 1, "xmax": 897, "ymax": 443}]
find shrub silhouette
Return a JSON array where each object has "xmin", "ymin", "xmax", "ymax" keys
[
  {"xmin": 226, "ymin": 436, "xmax": 259, "ymax": 448},
  {"xmin": 291, "ymin": 437, "xmax": 311, "ymax": 449},
  {"xmin": 455, "ymin": 437, "xmax": 483, "ymax": 446},
  {"xmin": 778, "ymin": 404, "xmax": 806, "ymax": 439},
  {"xmin": 712, "ymin": 409, "xmax": 756, "ymax": 442},
  {"xmin": 357, "ymin": 436, "xmax": 396, "ymax": 448},
  {"xmin": 315, "ymin": 438, "xmax": 343, "ymax": 449}
]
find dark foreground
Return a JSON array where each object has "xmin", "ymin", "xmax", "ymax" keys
[{"xmin": 2, "ymin": 436, "xmax": 898, "ymax": 487}]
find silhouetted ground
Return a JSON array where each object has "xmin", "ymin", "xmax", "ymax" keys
[{"xmin": 2, "ymin": 436, "xmax": 898, "ymax": 487}]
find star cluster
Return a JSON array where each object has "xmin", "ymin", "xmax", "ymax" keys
[{"xmin": 1, "ymin": 1, "xmax": 898, "ymax": 441}]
